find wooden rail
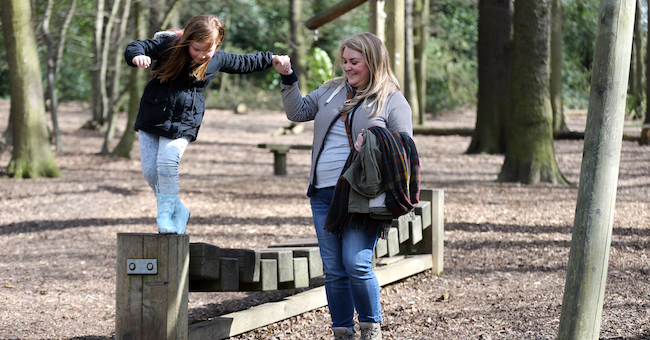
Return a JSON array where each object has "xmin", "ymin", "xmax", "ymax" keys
[{"xmin": 115, "ymin": 188, "xmax": 444, "ymax": 340}]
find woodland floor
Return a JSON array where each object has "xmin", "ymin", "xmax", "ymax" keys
[{"xmin": 0, "ymin": 99, "xmax": 649, "ymax": 340}]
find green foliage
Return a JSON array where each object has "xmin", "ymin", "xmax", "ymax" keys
[
  {"xmin": 306, "ymin": 47, "xmax": 333, "ymax": 92},
  {"xmin": 426, "ymin": 1, "xmax": 478, "ymax": 113},
  {"xmin": 562, "ymin": 0, "xmax": 599, "ymax": 109},
  {"xmin": 0, "ymin": 0, "xmax": 620, "ymax": 113}
]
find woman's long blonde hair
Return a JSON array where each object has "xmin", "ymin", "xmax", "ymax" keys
[
  {"xmin": 327, "ymin": 32, "xmax": 400, "ymax": 117},
  {"xmin": 152, "ymin": 15, "xmax": 226, "ymax": 83}
]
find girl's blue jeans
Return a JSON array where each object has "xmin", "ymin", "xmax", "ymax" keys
[
  {"xmin": 310, "ymin": 187, "xmax": 382, "ymax": 329},
  {"xmin": 138, "ymin": 131, "xmax": 190, "ymax": 195}
]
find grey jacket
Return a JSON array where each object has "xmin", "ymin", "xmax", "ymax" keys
[{"xmin": 279, "ymin": 72, "xmax": 413, "ymax": 193}]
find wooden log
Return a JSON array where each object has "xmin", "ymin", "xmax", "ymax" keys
[
  {"xmin": 392, "ymin": 212, "xmax": 413, "ymax": 243},
  {"xmin": 269, "ymin": 246, "xmax": 323, "ymax": 278},
  {"xmin": 220, "ymin": 248, "xmax": 260, "ymax": 283},
  {"xmin": 239, "ymin": 259, "xmax": 278, "ymax": 291},
  {"xmin": 415, "ymin": 200, "xmax": 431, "ymax": 229},
  {"xmin": 260, "ymin": 249, "xmax": 294, "ymax": 282},
  {"xmin": 386, "ymin": 227, "xmax": 400, "ymax": 257},
  {"xmin": 375, "ymin": 237, "xmax": 388, "ymax": 258},
  {"xmin": 189, "ymin": 258, "xmax": 239, "ymax": 292},
  {"xmin": 278, "ymin": 257, "xmax": 310, "ymax": 289},
  {"xmin": 116, "ymin": 233, "xmax": 189, "ymax": 340},
  {"xmin": 409, "ymin": 215, "xmax": 423, "ymax": 245},
  {"xmin": 305, "ymin": 0, "xmax": 367, "ymax": 29},
  {"xmin": 268, "ymin": 237, "xmax": 319, "ymax": 248},
  {"xmin": 189, "ymin": 242, "xmax": 220, "ymax": 280}
]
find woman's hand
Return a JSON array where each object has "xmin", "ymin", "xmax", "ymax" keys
[
  {"xmin": 132, "ymin": 55, "xmax": 151, "ymax": 68},
  {"xmin": 272, "ymin": 55, "xmax": 293, "ymax": 75},
  {"xmin": 354, "ymin": 129, "xmax": 365, "ymax": 152}
]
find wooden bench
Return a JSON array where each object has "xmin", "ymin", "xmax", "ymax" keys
[
  {"xmin": 115, "ymin": 188, "xmax": 444, "ymax": 340},
  {"xmin": 257, "ymin": 143, "xmax": 312, "ymax": 175}
]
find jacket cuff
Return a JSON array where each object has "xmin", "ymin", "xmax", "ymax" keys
[{"xmin": 281, "ymin": 67, "xmax": 299, "ymax": 85}]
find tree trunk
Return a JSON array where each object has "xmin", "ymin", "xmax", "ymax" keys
[
  {"xmin": 91, "ymin": 0, "xmax": 106, "ymax": 128},
  {"xmin": 102, "ymin": 0, "xmax": 132, "ymax": 155},
  {"xmin": 1, "ymin": 0, "xmax": 60, "ymax": 178},
  {"xmin": 498, "ymin": 0, "xmax": 568, "ymax": 185},
  {"xmin": 413, "ymin": 0, "xmax": 429, "ymax": 125},
  {"xmin": 550, "ymin": 0, "xmax": 569, "ymax": 132},
  {"xmin": 290, "ymin": 0, "xmax": 308, "ymax": 95},
  {"xmin": 404, "ymin": 0, "xmax": 420, "ymax": 122},
  {"xmin": 466, "ymin": 0, "xmax": 512, "ymax": 155},
  {"xmin": 643, "ymin": 0, "xmax": 650, "ymax": 146},
  {"xmin": 42, "ymin": 0, "xmax": 77, "ymax": 152},
  {"xmin": 369, "ymin": 0, "xmax": 386, "ymax": 41},
  {"xmin": 112, "ymin": 0, "xmax": 146, "ymax": 158},
  {"xmin": 629, "ymin": 0, "xmax": 643, "ymax": 119},
  {"xmin": 558, "ymin": 1, "xmax": 635, "ymax": 338},
  {"xmin": 385, "ymin": 0, "xmax": 405, "ymax": 87}
]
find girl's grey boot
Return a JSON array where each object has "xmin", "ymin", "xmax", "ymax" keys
[
  {"xmin": 359, "ymin": 322, "xmax": 381, "ymax": 340},
  {"xmin": 173, "ymin": 196, "xmax": 190, "ymax": 234},
  {"xmin": 156, "ymin": 191, "xmax": 178, "ymax": 234},
  {"xmin": 332, "ymin": 327, "xmax": 356, "ymax": 340}
]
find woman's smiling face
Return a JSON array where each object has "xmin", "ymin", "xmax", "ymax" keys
[{"xmin": 342, "ymin": 47, "xmax": 369, "ymax": 89}]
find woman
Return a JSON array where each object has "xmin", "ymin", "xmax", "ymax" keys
[
  {"xmin": 274, "ymin": 32, "xmax": 414, "ymax": 340},
  {"xmin": 125, "ymin": 15, "xmax": 286, "ymax": 234}
]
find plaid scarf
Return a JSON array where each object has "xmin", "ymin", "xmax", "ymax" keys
[{"xmin": 324, "ymin": 126, "xmax": 420, "ymax": 237}]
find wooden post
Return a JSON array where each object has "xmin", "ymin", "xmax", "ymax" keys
[
  {"xmin": 557, "ymin": 1, "xmax": 635, "ymax": 339},
  {"xmin": 116, "ymin": 233, "xmax": 189, "ymax": 340},
  {"xmin": 385, "ymin": 0, "xmax": 405, "ymax": 87},
  {"xmin": 416, "ymin": 189, "xmax": 444, "ymax": 275}
]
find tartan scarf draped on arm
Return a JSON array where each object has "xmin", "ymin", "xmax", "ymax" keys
[{"xmin": 324, "ymin": 126, "xmax": 420, "ymax": 237}]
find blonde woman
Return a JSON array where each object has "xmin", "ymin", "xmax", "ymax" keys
[{"xmin": 274, "ymin": 32, "xmax": 414, "ymax": 340}]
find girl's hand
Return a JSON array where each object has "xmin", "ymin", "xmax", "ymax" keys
[
  {"xmin": 354, "ymin": 129, "xmax": 365, "ymax": 152},
  {"xmin": 272, "ymin": 55, "xmax": 293, "ymax": 75},
  {"xmin": 132, "ymin": 55, "xmax": 152, "ymax": 68}
]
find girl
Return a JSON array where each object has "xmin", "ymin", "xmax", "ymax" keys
[{"xmin": 125, "ymin": 15, "xmax": 287, "ymax": 234}]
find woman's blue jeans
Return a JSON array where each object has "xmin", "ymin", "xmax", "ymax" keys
[
  {"xmin": 138, "ymin": 131, "xmax": 190, "ymax": 195},
  {"xmin": 310, "ymin": 187, "xmax": 382, "ymax": 329}
]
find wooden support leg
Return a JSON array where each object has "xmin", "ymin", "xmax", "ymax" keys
[
  {"xmin": 116, "ymin": 233, "xmax": 189, "ymax": 340},
  {"xmin": 415, "ymin": 189, "xmax": 444, "ymax": 275},
  {"xmin": 272, "ymin": 150, "xmax": 288, "ymax": 175}
]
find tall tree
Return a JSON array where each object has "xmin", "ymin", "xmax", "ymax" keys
[
  {"xmin": 1, "ymin": 0, "xmax": 60, "ymax": 178},
  {"xmin": 558, "ymin": 0, "xmax": 635, "ymax": 338},
  {"xmin": 90, "ymin": 0, "xmax": 106, "ymax": 127},
  {"xmin": 111, "ymin": 0, "xmax": 146, "ymax": 158},
  {"xmin": 498, "ymin": 0, "xmax": 568, "ymax": 185},
  {"xmin": 550, "ymin": 0, "xmax": 568, "ymax": 132},
  {"xmin": 101, "ymin": 0, "xmax": 132, "ymax": 155},
  {"xmin": 466, "ymin": 0, "xmax": 513, "ymax": 155},
  {"xmin": 404, "ymin": 0, "xmax": 420, "ymax": 122},
  {"xmin": 42, "ymin": 0, "xmax": 77, "ymax": 152},
  {"xmin": 643, "ymin": 0, "xmax": 650, "ymax": 146},
  {"xmin": 290, "ymin": 0, "xmax": 308, "ymax": 94},
  {"xmin": 413, "ymin": 0, "xmax": 429, "ymax": 125}
]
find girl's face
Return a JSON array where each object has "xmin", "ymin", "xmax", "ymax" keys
[
  {"xmin": 342, "ymin": 47, "xmax": 370, "ymax": 89},
  {"xmin": 189, "ymin": 41, "xmax": 216, "ymax": 64}
]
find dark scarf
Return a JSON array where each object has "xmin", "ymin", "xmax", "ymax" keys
[{"xmin": 324, "ymin": 126, "xmax": 420, "ymax": 237}]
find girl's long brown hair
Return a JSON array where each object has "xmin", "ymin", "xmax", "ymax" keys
[{"xmin": 152, "ymin": 15, "xmax": 226, "ymax": 83}]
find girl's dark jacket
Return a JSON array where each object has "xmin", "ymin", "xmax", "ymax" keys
[{"xmin": 124, "ymin": 35, "xmax": 274, "ymax": 141}]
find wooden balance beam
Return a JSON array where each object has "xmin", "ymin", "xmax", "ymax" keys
[{"xmin": 115, "ymin": 189, "xmax": 444, "ymax": 340}]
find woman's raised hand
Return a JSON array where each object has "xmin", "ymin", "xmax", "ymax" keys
[
  {"xmin": 272, "ymin": 55, "xmax": 293, "ymax": 75},
  {"xmin": 132, "ymin": 55, "xmax": 152, "ymax": 68}
]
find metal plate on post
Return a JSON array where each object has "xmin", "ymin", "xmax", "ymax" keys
[{"xmin": 126, "ymin": 259, "xmax": 158, "ymax": 275}]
